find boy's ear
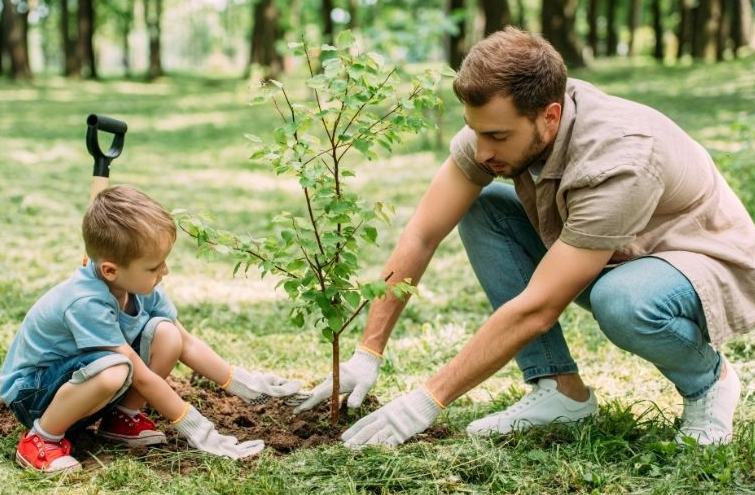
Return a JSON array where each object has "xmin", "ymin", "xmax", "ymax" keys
[{"xmin": 98, "ymin": 261, "xmax": 119, "ymax": 282}]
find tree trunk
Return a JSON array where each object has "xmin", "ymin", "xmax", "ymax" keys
[
  {"xmin": 61, "ymin": 0, "xmax": 80, "ymax": 77},
  {"xmin": 652, "ymin": 0, "xmax": 664, "ymax": 60},
  {"xmin": 692, "ymin": 0, "xmax": 722, "ymax": 59},
  {"xmin": 541, "ymin": 0, "xmax": 584, "ymax": 68},
  {"xmin": 250, "ymin": 0, "xmax": 283, "ymax": 79},
  {"xmin": 606, "ymin": 0, "xmax": 618, "ymax": 56},
  {"xmin": 515, "ymin": 0, "xmax": 525, "ymax": 27},
  {"xmin": 627, "ymin": 0, "xmax": 641, "ymax": 56},
  {"xmin": 77, "ymin": 0, "xmax": 96, "ymax": 78},
  {"xmin": 715, "ymin": 0, "xmax": 730, "ymax": 60},
  {"xmin": 348, "ymin": 0, "xmax": 358, "ymax": 30},
  {"xmin": 587, "ymin": 0, "xmax": 599, "ymax": 57},
  {"xmin": 0, "ymin": 0, "xmax": 8, "ymax": 75},
  {"xmin": 446, "ymin": 0, "xmax": 466, "ymax": 70},
  {"xmin": 677, "ymin": 0, "xmax": 692, "ymax": 58},
  {"xmin": 730, "ymin": 0, "xmax": 753, "ymax": 52},
  {"xmin": 330, "ymin": 335, "xmax": 340, "ymax": 425},
  {"xmin": 144, "ymin": 0, "xmax": 163, "ymax": 80},
  {"xmin": 120, "ymin": 0, "xmax": 134, "ymax": 77},
  {"xmin": 2, "ymin": 0, "xmax": 32, "ymax": 79},
  {"xmin": 480, "ymin": 0, "xmax": 512, "ymax": 36},
  {"xmin": 322, "ymin": 0, "xmax": 334, "ymax": 44}
]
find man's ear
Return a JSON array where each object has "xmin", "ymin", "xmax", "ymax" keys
[
  {"xmin": 98, "ymin": 261, "xmax": 119, "ymax": 282},
  {"xmin": 542, "ymin": 102, "xmax": 562, "ymax": 140}
]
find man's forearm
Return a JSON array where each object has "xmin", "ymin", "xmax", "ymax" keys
[
  {"xmin": 360, "ymin": 232, "xmax": 438, "ymax": 354},
  {"xmin": 425, "ymin": 295, "xmax": 556, "ymax": 405}
]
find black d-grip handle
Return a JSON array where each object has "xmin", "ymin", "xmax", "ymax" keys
[{"xmin": 86, "ymin": 114, "xmax": 127, "ymax": 178}]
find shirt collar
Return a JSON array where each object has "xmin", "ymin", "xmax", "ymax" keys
[{"xmin": 539, "ymin": 92, "xmax": 576, "ymax": 180}]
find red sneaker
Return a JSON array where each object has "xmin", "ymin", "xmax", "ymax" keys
[
  {"xmin": 97, "ymin": 409, "xmax": 167, "ymax": 446},
  {"xmin": 15, "ymin": 431, "xmax": 81, "ymax": 473}
]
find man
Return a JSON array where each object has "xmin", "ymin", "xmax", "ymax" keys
[{"xmin": 296, "ymin": 27, "xmax": 755, "ymax": 447}]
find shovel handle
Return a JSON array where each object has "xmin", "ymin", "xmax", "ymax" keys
[{"xmin": 86, "ymin": 114, "xmax": 127, "ymax": 179}]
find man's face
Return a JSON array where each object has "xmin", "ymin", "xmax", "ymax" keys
[{"xmin": 464, "ymin": 96, "xmax": 555, "ymax": 178}]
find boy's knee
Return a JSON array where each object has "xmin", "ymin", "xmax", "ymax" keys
[
  {"xmin": 94, "ymin": 363, "xmax": 131, "ymax": 394},
  {"xmin": 153, "ymin": 321, "xmax": 183, "ymax": 358}
]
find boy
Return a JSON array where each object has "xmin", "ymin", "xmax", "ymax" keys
[{"xmin": 0, "ymin": 185, "xmax": 303, "ymax": 473}]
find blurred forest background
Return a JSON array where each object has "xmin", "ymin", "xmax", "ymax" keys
[{"xmin": 1, "ymin": 0, "xmax": 754, "ymax": 82}]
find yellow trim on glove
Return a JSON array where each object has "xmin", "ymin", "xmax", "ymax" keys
[
  {"xmin": 357, "ymin": 345, "xmax": 383, "ymax": 359},
  {"xmin": 423, "ymin": 386, "xmax": 446, "ymax": 410},
  {"xmin": 219, "ymin": 367, "xmax": 234, "ymax": 389}
]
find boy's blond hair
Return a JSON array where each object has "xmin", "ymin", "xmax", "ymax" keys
[{"xmin": 82, "ymin": 185, "xmax": 176, "ymax": 266}]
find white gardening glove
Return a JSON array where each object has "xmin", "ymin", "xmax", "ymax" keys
[
  {"xmin": 342, "ymin": 387, "xmax": 442, "ymax": 448},
  {"xmin": 173, "ymin": 405, "xmax": 265, "ymax": 459},
  {"xmin": 294, "ymin": 347, "xmax": 381, "ymax": 413},
  {"xmin": 224, "ymin": 366, "xmax": 306, "ymax": 406}
]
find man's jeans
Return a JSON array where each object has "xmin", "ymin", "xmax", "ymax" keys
[{"xmin": 457, "ymin": 182, "xmax": 721, "ymax": 400}]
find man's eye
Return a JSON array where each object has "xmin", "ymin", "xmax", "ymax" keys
[{"xmin": 491, "ymin": 135, "xmax": 507, "ymax": 142}]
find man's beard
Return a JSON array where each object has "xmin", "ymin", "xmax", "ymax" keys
[{"xmin": 495, "ymin": 129, "xmax": 548, "ymax": 178}]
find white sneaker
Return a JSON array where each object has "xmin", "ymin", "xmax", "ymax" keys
[
  {"xmin": 466, "ymin": 378, "xmax": 598, "ymax": 437},
  {"xmin": 676, "ymin": 356, "xmax": 741, "ymax": 445}
]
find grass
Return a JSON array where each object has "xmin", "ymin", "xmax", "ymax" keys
[{"xmin": 1, "ymin": 56, "xmax": 755, "ymax": 494}]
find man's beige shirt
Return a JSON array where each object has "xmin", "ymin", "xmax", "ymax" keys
[{"xmin": 450, "ymin": 78, "xmax": 755, "ymax": 345}]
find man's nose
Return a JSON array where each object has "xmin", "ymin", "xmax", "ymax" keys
[{"xmin": 475, "ymin": 138, "xmax": 493, "ymax": 163}]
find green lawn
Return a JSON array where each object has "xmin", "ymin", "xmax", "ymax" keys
[{"xmin": 0, "ymin": 57, "xmax": 754, "ymax": 494}]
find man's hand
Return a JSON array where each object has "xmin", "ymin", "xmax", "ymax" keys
[
  {"xmin": 342, "ymin": 387, "xmax": 442, "ymax": 448},
  {"xmin": 173, "ymin": 405, "xmax": 265, "ymax": 459},
  {"xmin": 225, "ymin": 366, "xmax": 306, "ymax": 406},
  {"xmin": 294, "ymin": 348, "xmax": 381, "ymax": 413}
]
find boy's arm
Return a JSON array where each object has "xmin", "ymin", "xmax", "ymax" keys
[
  {"xmin": 173, "ymin": 320, "xmax": 302, "ymax": 403},
  {"xmin": 104, "ymin": 343, "xmax": 186, "ymax": 419}
]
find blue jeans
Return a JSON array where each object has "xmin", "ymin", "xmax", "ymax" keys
[
  {"xmin": 7, "ymin": 316, "xmax": 168, "ymax": 430},
  {"xmin": 458, "ymin": 182, "xmax": 721, "ymax": 399}
]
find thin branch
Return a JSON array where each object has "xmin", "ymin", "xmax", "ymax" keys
[
  {"xmin": 179, "ymin": 224, "xmax": 297, "ymax": 278},
  {"xmin": 291, "ymin": 218, "xmax": 326, "ymax": 293},
  {"xmin": 304, "ymin": 44, "xmax": 333, "ymax": 144},
  {"xmin": 280, "ymin": 86, "xmax": 299, "ymax": 141},
  {"xmin": 337, "ymin": 68, "xmax": 396, "ymax": 144},
  {"xmin": 271, "ymin": 96, "xmax": 288, "ymax": 123},
  {"xmin": 335, "ymin": 271, "xmax": 394, "ymax": 336},
  {"xmin": 304, "ymin": 187, "xmax": 327, "ymax": 256}
]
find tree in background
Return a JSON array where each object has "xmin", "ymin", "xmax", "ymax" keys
[
  {"xmin": 1, "ymin": 0, "xmax": 32, "ymax": 79},
  {"xmin": 480, "ymin": 0, "xmax": 512, "ymax": 36},
  {"xmin": 250, "ymin": 0, "xmax": 283, "ymax": 79},
  {"xmin": 446, "ymin": 0, "xmax": 465, "ymax": 70},
  {"xmin": 144, "ymin": 0, "xmax": 163, "ymax": 80},
  {"xmin": 76, "ymin": 0, "xmax": 96, "ymax": 78},
  {"xmin": 541, "ymin": 0, "xmax": 584, "ymax": 68}
]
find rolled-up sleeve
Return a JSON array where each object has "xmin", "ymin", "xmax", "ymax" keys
[
  {"xmin": 560, "ymin": 167, "xmax": 663, "ymax": 250},
  {"xmin": 449, "ymin": 126, "xmax": 495, "ymax": 187}
]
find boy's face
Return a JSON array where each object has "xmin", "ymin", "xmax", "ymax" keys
[{"xmin": 101, "ymin": 234, "xmax": 173, "ymax": 296}]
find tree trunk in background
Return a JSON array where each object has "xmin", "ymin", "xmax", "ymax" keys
[
  {"xmin": 480, "ymin": 0, "xmax": 512, "ymax": 36},
  {"xmin": 731, "ymin": 0, "xmax": 753, "ymax": 53},
  {"xmin": 144, "ymin": 0, "xmax": 163, "ymax": 80},
  {"xmin": 627, "ymin": 0, "xmax": 641, "ymax": 56},
  {"xmin": 715, "ymin": 0, "xmax": 729, "ymax": 60},
  {"xmin": 446, "ymin": 0, "xmax": 466, "ymax": 70},
  {"xmin": 515, "ymin": 0, "xmax": 525, "ymax": 27},
  {"xmin": 587, "ymin": 0, "xmax": 599, "ymax": 57},
  {"xmin": 606, "ymin": 0, "xmax": 617, "ymax": 56},
  {"xmin": 0, "ymin": 0, "xmax": 8, "ymax": 75},
  {"xmin": 250, "ymin": 0, "xmax": 282, "ymax": 79},
  {"xmin": 77, "ymin": 0, "xmax": 96, "ymax": 78},
  {"xmin": 652, "ymin": 0, "xmax": 664, "ymax": 60},
  {"xmin": 120, "ymin": 0, "xmax": 135, "ymax": 77},
  {"xmin": 348, "ymin": 0, "xmax": 358, "ymax": 30},
  {"xmin": 61, "ymin": 0, "xmax": 80, "ymax": 77},
  {"xmin": 2, "ymin": 0, "xmax": 32, "ymax": 79},
  {"xmin": 322, "ymin": 0, "xmax": 334, "ymax": 44},
  {"xmin": 677, "ymin": 0, "xmax": 692, "ymax": 58},
  {"xmin": 692, "ymin": 0, "xmax": 722, "ymax": 59},
  {"xmin": 541, "ymin": 0, "xmax": 584, "ymax": 68}
]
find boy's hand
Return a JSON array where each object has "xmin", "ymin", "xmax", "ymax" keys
[
  {"xmin": 225, "ymin": 366, "xmax": 304, "ymax": 406},
  {"xmin": 174, "ymin": 405, "xmax": 264, "ymax": 459}
]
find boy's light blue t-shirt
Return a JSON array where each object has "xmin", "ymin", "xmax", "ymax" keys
[{"xmin": 0, "ymin": 261, "xmax": 177, "ymax": 404}]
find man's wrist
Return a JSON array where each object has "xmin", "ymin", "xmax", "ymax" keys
[{"xmin": 356, "ymin": 344, "xmax": 383, "ymax": 359}]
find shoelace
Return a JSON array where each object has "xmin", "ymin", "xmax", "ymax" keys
[{"xmin": 500, "ymin": 386, "xmax": 547, "ymax": 417}]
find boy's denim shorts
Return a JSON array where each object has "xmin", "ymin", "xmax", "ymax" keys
[{"xmin": 7, "ymin": 316, "xmax": 171, "ymax": 430}]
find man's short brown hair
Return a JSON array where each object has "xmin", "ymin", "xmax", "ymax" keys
[
  {"xmin": 452, "ymin": 27, "xmax": 567, "ymax": 119},
  {"xmin": 82, "ymin": 185, "xmax": 176, "ymax": 266}
]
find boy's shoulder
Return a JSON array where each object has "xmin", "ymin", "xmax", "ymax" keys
[{"xmin": 31, "ymin": 263, "xmax": 117, "ymax": 317}]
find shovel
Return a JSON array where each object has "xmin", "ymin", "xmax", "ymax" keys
[{"xmin": 86, "ymin": 114, "xmax": 128, "ymax": 202}]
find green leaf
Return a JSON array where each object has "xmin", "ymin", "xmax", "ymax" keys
[
  {"xmin": 440, "ymin": 65, "xmax": 457, "ymax": 77},
  {"xmin": 269, "ymin": 79, "xmax": 283, "ymax": 89},
  {"xmin": 362, "ymin": 226, "xmax": 377, "ymax": 243},
  {"xmin": 344, "ymin": 290, "xmax": 361, "ymax": 308},
  {"xmin": 321, "ymin": 44, "xmax": 337, "ymax": 51},
  {"xmin": 336, "ymin": 30, "xmax": 356, "ymax": 49},
  {"xmin": 321, "ymin": 327, "xmax": 334, "ymax": 342},
  {"xmin": 291, "ymin": 312, "xmax": 305, "ymax": 328}
]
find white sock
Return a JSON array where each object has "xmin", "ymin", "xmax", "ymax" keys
[
  {"xmin": 31, "ymin": 419, "xmax": 64, "ymax": 443},
  {"xmin": 116, "ymin": 405, "xmax": 140, "ymax": 417}
]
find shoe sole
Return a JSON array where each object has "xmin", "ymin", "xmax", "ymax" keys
[
  {"xmin": 96, "ymin": 431, "xmax": 167, "ymax": 446},
  {"xmin": 15, "ymin": 451, "xmax": 81, "ymax": 474}
]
